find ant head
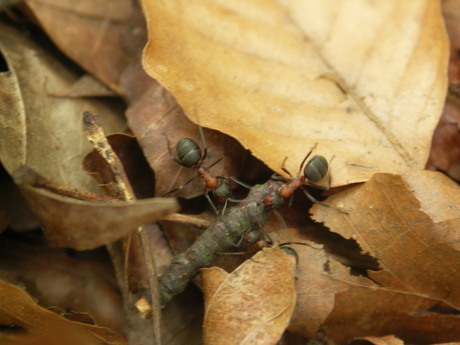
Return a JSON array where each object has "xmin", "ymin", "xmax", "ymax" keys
[
  {"xmin": 176, "ymin": 138, "xmax": 202, "ymax": 167},
  {"xmin": 303, "ymin": 155, "xmax": 328, "ymax": 183}
]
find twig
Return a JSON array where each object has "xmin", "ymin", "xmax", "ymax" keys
[
  {"xmin": 83, "ymin": 111, "xmax": 162, "ymax": 345},
  {"xmin": 158, "ymin": 179, "xmax": 285, "ymax": 305}
]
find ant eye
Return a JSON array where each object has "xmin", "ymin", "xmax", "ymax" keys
[
  {"xmin": 176, "ymin": 138, "xmax": 202, "ymax": 167},
  {"xmin": 304, "ymin": 155, "xmax": 328, "ymax": 183}
]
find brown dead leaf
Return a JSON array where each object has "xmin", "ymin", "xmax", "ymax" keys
[
  {"xmin": 15, "ymin": 168, "xmax": 178, "ymax": 250},
  {"xmin": 24, "ymin": 0, "xmax": 135, "ymax": 92},
  {"xmin": 48, "ymin": 74, "xmax": 117, "ymax": 98},
  {"xmin": 202, "ymin": 246, "xmax": 296, "ymax": 345},
  {"xmin": 426, "ymin": 0, "xmax": 460, "ymax": 180},
  {"xmin": 0, "ymin": 279, "xmax": 127, "ymax": 345},
  {"xmin": 285, "ymin": 171, "xmax": 460, "ymax": 343},
  {"xmin": 0, "ymin": 234, "xmax": 123, "ymax": 332},
  {"xmin": 141, "ymin": 0, "xmax": 448, "ymax": 187},
  {"xmin": 0, "ymin": 22, "xmax": 124, "ymax": 193}
]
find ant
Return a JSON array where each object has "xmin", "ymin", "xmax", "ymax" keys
[
  {"xmin": 265, "ymin": 144, "xmax": 347, "ymax": 214},
  {"xmin": 163, "ymin": 123, "xmax": 249, "ymax": 215}
]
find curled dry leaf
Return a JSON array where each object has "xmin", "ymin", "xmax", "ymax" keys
[
  {"xmin": 0, "ymin": 22, "xmax": 124, "ymax": 192},
  {"xmin": 141, "ymin": 0, "xmax": 448, "ymax": 186},
  {"xmin": 202, "ymin": 246, "xmax": 296, "ymax": 345},
  {"xmin": 0, "ymin": 279, "xmax": 127, "ymax": 345},
  {"xmin": 15, "ymin": 168, "xmax": 178, "ymax": 250},
  {"xmin": 286, "ymin": 171, "xmax": 460, "ymax": 344}
]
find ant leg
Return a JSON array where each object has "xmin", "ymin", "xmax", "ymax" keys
[
  {"xmin": 300, "ymin": 186, "xmax": 348, "ymax": 214},
  {"xmin": 299, "ymin": 145, "xmax": 317, "ymax": 172},
  {"xmin": 163, "ymin": 175, "xmax": 198, "ymax": 196},
  {"xmin": 227, "ymin": 197, "xmax": 246, "ymax": 203},
  {"xmin": 216, "ymin": 176, "xmax": 252, "ymax": 189},
  {"xmin": 307, "ymin": 174, "xmax": 331, "ymax": 191},
  {"xmin": 221, "ymin": 198, "xmax": 228, "ymax": 216},
  {"xmin": 281, "ymin": 157, "xmax": 293, "ymax": 178},
  {"xmin": 204, "ymin": 192, "xmax": 220, "ymax": 215},
  {"xmin": 207, "ymin": 156, "xmax": 224, "ymax": 170},
  {"xmin": 270, "ymin": 173, "xmax": 286, "ymax": 181},
  {"xmin": 273, "ymin": 209, "xmax": 287, "ymax": 229},
  {"xmin": 300, "ymin": 185, "xmax": 321, "ymax": 204},
  {"xmin": 163, "ymin": 133, "xmax": 182, "ymax": 165},
  {"xmin": 194, "ymin": 105, "xmax": 209, "ymax": 161}
]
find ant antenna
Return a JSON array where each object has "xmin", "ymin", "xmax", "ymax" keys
[{"xmin": 193, "ymin": 104, "xmax": 208, "ymax": 158}]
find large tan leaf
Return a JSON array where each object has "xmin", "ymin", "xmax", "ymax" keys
[
  {"xmin": 141, "ymin": 0, "xmax": 448, "ymax": 186},
  {"xmin": 202, "ymin": 246, "xmax": 296, "ymax": 345}
]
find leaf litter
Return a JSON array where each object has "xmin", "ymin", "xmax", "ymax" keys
[{"xmin": 0, "ymin": 1, "xmax": 459, "ymax": 345}]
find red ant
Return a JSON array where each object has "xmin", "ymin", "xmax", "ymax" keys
[{"xmin": 163, "ymin": 123, "xmax": 249, "ymax": 214}]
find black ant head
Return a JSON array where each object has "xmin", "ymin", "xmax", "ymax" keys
[
  {"xmin": 176, "ymin": 138, "xmax": 202, "ymax": 167},
  {"xmin": 303, "ymin": 155, "xmax": 328, "ymax": 183}
]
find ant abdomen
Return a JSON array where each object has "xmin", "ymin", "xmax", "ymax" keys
[
  {"xmin": 176, "ymin": 138, "xmax": 202, "ymax": 167},
  {"xmin": 213, "ymin": 181, "xmax": 231, "ymax": 202},
  {"xmin": 304, "ymin": 155, "xmax": 328, "ymax": 183}
]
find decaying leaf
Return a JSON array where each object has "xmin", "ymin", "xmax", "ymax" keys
[
  {"xmin": 202, "ymin": 246, "xmax": 296, "ymax": 345},
  {"xmin": 0, "ymin": 279, "xmax": 127, "ymax": 345},
  {"xmin": 24, "ymin": 0, "xmax": 135, "ymax": 92},
  {"xmin": 0, "ymin": 235, "xmax": 123, "ymax": 332},
  {"xmin": 141, "ymin": 0, "xmax": 448, "ymax": 187},
  {"xmin": 14, "ymin": 168, "xmax": 178, "ymax": 250},
  {"xmin": 0, "ymin": 22, "xmax": 124, "ymax": 193},
  {"xmin": 283, "ymin": 171, "xmax": 460, "ymax": 343},
  {"xmin": 426, "ymin": 0, "xmax": 460, "ymax": 180}
]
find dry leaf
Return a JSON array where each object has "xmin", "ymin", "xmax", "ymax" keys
[
  {"xmin": 284, "ymin": 171, "xmax": 460, "ymax": 343},
  {"xmin": 141, "ymin": 0, "xmax": 448, "ymax": 187},
  {"xmin": 25, "ymin": 0, "xmax": 135, "ymax": 92},
  {"xmin": 48, "ymin": 74, "xmax": 117, "ymax": 98},
  {"xmin": 15, "ymin": 168, "xmax": 178, "ymax": 250},
  {"xmin": 0, "ymin": 279, "xmax": 127, "ymax": 345},
  {"xmin": 202, "ymin": 246, "xmax": 296, "ymax": 345},
  {"xmin": 426, "ymin": 0, "xmax": 460, "ymax": 180},
  {"xmin": 0, "ymin": 22, "xmax": 124, "ymax": 193},
  {"xmin": 0, "ymin": 235, "xmax": 123, "ymax": 332}
]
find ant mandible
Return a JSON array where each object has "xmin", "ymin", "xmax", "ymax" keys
[{"xmin": 163, "ymin": 121, "xmax": 248, "ymax": 214}]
